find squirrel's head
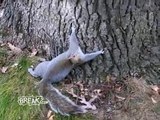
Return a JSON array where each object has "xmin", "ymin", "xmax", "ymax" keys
[{"xmin": 68, "ymin": 54, "xmax": 81, "ymax": 64}]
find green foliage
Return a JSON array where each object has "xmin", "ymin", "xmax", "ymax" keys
[{"xmin": 0, "ymin": 54, "xmax": 40, "ymax": 120}]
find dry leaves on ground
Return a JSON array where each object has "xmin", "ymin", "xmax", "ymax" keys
[
  {"xmin": 29, "ymin": 48, "xmax": 38, "ymax": 57},
  {"xmin": 47, "ymin": 110, "xmax": 54, "ymax": 120},
  {"xmin": 7, "ymin": 43, "xmax": 22, "ymax": 54},
  {"xmin": 1, "ymin": 66, "xmax": 8, "ymax": 73}
]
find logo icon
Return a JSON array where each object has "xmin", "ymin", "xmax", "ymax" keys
[{"xmin": 18, "ymin": 96, "xmax": 48, "ymax": 106}]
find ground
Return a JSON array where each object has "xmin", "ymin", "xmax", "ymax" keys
[{"xmin": 0, "ymin": 43, "xmax": 160, "ymax": 120}]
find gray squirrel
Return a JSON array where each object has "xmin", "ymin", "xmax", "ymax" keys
[{"xmin": 28, "ymin": 27, "xmax": 104, "ymax": 116}]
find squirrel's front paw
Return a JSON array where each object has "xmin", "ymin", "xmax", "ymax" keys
[
  {"xmin": 99, "ymin": 50, "xmax": 104, "ymax": 54},
  {"xmin": 96, "ymin": 50, "xmax": 104, "ymax": 55}
]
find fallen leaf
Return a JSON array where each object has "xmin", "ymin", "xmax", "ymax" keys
[
  {"xmin": 76, "ymin": 81, "xmax": 84, "ymax": 91},
  {"xmin": 8, "ymin": 43, "xmax": 22, "ymax": 54},
  {"xmin": 48, "ymin": 115, "xmax": 54, "ymax": 120},
  {"xmin": 11, "ymin": 63, "xmax": 18, "ymax": 68},
  {"xmin": 115, "ymin": 86, "xmax": 122, "ymax": 92},
  {"xmin": 93, "ymin": 89, "xmax": 102, "ymax": 96},
  {"xmin": 0, "ymin": 43, "xmax": 6, "ymax": 46},
  {"xmin": 115, "ymin": 95, "xmax": 126, "ymax": 101},
  {"xmin": 151, "ymin": 97, "xmax": 157, "ymax": 104},
  {"xmin": 30, "ymin": 48, "xmax": 38, "ymax": 57},
  {"xmin": 79, "ymin": 96, "xmax": 97, "ymax": 110},
  {"xmin": 66, "ymin": 87, "xmax": 78, "ymax": 98},
  {"xmin": 1, "ymin": 66, "xmax": 8, "ymax": 73},
  {"xmin": 47, "ymin": 110, "xmax": 52, "ymax": 118},
  {"xmin": 47, "ymin": 110, "xmax": 54, "ymax": 120},
  {"xmin": 150, "ymin": 85, "xmax": 160, "ymax": 94}
]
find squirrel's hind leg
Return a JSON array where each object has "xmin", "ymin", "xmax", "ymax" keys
[{"xmin": 28, "ymin": 68, "xmax": 39, "ymax": 77}]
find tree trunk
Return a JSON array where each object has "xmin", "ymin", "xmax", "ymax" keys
[{"xmin": 0, "ymin": 0, "xmax": 160, "ymax": 83}]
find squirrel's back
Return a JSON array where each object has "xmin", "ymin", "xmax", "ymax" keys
[{"xmin": 42, "ymin": 51, "xmax": 74, "ymax": 83}]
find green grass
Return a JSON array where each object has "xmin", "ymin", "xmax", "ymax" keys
[
  {"xmin": 0, "ymin": 54, "xmax": 40, "ymax": 120},
  {"xmin": 0, "ymin": 47, "xmax": 8, "ymax": 66}
]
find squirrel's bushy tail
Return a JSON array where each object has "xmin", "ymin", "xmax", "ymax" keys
[{"xmin": 37, "ymin": 80, "xmax": 86, "ymax": 116}]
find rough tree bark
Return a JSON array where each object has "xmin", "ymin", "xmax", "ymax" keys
[{"xmin": 0, "ymin": 0, "xmax": 160, "ymax": 83}]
